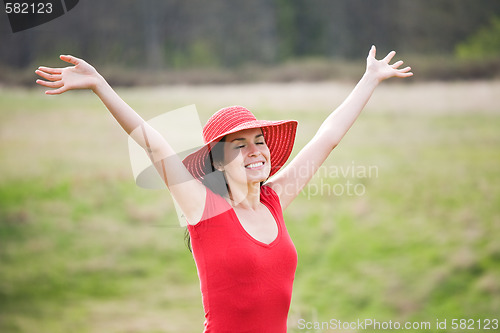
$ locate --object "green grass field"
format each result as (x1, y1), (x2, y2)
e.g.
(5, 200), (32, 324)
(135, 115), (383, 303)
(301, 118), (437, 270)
(1, 81), (499, 332)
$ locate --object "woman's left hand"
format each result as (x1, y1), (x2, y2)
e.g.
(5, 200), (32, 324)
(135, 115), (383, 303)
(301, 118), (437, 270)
(365, 45), (413, 82)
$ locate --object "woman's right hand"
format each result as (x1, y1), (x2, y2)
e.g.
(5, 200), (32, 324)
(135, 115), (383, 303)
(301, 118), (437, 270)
(36, 55), (102, 95)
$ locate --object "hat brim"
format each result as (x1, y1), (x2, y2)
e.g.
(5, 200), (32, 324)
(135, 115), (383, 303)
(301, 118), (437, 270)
(182, 119), (298, 180)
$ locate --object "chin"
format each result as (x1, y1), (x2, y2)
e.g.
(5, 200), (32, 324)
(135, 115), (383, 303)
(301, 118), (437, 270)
(246, 169), (270, 184)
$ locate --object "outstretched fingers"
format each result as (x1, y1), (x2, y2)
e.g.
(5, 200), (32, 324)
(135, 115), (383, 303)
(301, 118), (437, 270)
(60, 54), (80, 66)
(35, 68), (66, 94)
(383, 50), (396, 63)
(387, 52), (414, 77)
(38, 81), (67, 95)
(35, 54), (94, 94)
(35, 69), (62, 81)
(366, 46), (413, 79)
(44, 87), (67, 95)
(36, 78), (63, 89)
(396, 66), (413, 77)
(391, 60), (404, 69)
(37, 66), (62, 75)
(368, 45), (377, 58)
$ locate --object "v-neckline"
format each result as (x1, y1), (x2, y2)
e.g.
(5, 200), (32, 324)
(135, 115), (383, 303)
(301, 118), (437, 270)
(226, 196), (281, 248)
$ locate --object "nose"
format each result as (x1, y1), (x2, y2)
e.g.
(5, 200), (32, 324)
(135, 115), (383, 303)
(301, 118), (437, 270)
(247, 142), (261, 157)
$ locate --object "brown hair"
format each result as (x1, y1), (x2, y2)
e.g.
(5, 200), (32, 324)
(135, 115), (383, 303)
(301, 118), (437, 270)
(184, 138), (228, 252)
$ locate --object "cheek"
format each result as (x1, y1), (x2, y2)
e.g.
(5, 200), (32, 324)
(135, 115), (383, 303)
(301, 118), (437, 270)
(222, 144), (240, 165)
(262, 145), (271, 160)
(224, 149), (243, 167)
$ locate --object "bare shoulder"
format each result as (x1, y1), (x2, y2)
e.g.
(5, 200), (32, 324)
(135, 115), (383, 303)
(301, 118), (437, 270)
(264, 180), (292, 210)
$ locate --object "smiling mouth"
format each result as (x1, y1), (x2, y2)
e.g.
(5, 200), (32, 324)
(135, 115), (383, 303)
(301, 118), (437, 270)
(245, 162), (265, 169)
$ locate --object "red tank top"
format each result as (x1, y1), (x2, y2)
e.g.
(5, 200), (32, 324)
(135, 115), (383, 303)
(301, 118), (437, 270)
(187, 185), (298, 333)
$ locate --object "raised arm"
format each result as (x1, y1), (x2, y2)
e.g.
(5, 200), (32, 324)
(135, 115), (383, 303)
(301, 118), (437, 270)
(267, 45), (413, 209)
(36, 55), (206, 223)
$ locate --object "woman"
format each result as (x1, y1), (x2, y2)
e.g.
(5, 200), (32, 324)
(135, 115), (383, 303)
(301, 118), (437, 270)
(36, 45), (412, 332)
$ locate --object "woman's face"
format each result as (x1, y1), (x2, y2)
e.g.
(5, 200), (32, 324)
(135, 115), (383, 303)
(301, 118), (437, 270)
(221, 128), (271, 186)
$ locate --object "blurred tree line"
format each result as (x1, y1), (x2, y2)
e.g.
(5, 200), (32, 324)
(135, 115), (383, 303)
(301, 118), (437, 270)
(1, 0), (500, 83)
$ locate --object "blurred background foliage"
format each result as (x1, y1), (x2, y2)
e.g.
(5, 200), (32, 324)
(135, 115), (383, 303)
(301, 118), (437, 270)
(456, 15), (500, 60)
(1, 0), (500, 85)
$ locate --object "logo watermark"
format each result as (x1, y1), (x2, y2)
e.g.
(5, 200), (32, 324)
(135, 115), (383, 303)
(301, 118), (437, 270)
(302, 161), (378, 200)
(3, 0), (79, 33)
(270, 160), (379, 201)
(296, 317), (499, 331)
(127, 105), (379, 226)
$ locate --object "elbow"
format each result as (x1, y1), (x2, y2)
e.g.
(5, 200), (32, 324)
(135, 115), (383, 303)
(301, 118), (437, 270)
(316, 125), (343, 151)
(326, 132), (344, 151)
(320, 133), (341, 151)
(310, 132), (339, 155)
(146, 145), (171, 164)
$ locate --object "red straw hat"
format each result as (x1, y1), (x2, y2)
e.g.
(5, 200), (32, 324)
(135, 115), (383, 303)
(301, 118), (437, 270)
(182, 106), (298, 180)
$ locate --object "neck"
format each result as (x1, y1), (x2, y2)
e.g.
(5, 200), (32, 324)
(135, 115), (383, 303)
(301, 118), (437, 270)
(228, 181), (262, 210)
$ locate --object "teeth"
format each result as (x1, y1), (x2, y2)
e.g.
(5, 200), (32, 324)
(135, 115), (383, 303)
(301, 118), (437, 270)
(246, 162), (264, 169)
